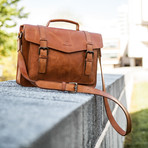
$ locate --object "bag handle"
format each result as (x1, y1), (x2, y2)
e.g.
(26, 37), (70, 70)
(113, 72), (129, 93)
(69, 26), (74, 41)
(46, 19), (80, 31)
(17, 48), (132, 136)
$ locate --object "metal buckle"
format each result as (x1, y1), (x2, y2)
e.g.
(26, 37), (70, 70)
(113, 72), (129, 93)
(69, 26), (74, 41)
(38, 47), (49, 55)
(85, 51), (94, 58)
(69, 82), (78, 93)
(18, 32), (23, 39)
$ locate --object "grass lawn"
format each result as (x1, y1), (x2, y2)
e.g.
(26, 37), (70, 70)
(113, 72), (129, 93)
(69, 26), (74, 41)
(124, 82), (148, 148)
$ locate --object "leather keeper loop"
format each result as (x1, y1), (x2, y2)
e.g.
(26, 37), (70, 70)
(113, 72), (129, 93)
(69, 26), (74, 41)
(62, 82), (66, 91)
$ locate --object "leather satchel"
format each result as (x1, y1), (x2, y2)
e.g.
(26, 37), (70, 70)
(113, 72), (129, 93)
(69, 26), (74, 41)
(16, 19), (131, 136)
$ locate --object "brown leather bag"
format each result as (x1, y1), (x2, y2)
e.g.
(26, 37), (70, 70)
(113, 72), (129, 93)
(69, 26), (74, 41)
(16, 19), (131, 136)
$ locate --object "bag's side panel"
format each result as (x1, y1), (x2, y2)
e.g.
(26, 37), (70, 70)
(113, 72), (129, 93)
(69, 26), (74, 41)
(16, 62), (21, 84)
(16, 29), (34, 87)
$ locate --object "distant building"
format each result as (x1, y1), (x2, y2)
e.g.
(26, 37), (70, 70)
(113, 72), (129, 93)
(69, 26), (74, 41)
(121, 0), (148, 67)
(102, 5), (128, 68)
(102, 0), (148, 68)
(102, 38), (120, 68)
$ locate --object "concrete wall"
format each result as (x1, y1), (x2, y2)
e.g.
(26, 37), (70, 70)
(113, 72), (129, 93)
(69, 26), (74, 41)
(0, 73), (132, 148)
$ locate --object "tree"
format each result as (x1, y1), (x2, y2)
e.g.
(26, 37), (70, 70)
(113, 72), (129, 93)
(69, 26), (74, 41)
(0, 0), (29, 56)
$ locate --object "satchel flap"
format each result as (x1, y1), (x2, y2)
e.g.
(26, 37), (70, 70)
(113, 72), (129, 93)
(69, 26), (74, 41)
(23, 24), (103, 53)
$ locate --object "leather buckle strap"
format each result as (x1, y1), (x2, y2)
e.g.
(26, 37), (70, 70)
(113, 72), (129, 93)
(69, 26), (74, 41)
(38, 45), (48, 74)
(86, 43), (93, 50)
(38, 47), (48, 74)
(84, 32), (94, 76)
(84, 49), (94, 75)
(38, 26), (48, 74)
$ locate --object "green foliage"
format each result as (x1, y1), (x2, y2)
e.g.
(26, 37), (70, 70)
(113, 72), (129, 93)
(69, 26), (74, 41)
(0, 0), (28, 81)
(130, 82), (148, 113)
(0, 0), (29, 56)
(0, 31), (17, 56)
(124, 82), (148, 148)
(0, 0), (28, 28)
(0, 51), (17, 81)
(124, 109), (148, 148)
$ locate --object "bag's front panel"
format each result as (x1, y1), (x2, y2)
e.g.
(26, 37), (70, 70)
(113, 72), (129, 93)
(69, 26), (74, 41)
(28, 43), (39, 80)
(43, 49), (84, 82)
(27, 42), (98, 86)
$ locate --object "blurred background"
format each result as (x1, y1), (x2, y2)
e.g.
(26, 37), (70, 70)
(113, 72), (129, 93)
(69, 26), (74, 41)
(0, 0), (148, 147)
(1, 0), (148, 80)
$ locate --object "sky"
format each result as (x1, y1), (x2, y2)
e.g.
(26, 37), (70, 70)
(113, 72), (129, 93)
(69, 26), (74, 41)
(15, 0), (128, 36)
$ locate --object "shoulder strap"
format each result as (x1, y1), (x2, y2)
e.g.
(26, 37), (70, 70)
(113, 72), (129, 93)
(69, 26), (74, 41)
(17, 28), (131, 135)
(98, 50), (131, 135)
(17, 50), (131, 136)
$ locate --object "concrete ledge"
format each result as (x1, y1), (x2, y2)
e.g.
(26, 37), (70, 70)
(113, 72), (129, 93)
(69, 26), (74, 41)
(0, 74), (132, 148)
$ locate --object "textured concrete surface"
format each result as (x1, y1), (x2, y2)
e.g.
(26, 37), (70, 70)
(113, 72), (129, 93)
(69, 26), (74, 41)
(0, 74), (130, 148)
